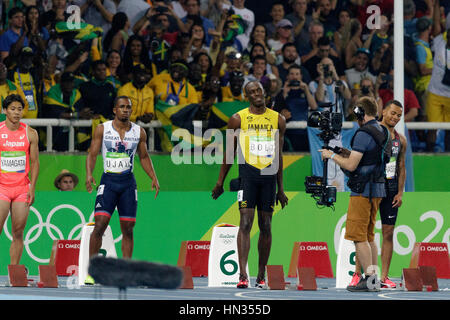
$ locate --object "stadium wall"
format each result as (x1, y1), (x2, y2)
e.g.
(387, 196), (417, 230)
(1, 154), (449, 276)
(37, 154), (450, 192)
(1, 190), (448, 278)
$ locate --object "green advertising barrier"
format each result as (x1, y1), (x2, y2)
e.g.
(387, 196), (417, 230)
(35, 154), (450, 192)
(1, 191), (449, 277)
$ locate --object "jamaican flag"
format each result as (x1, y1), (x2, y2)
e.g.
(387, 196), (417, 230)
(155, 100), (249, 152)
(55, 21), (103, 41)
(223, 14), (247, 45)
(43, 84), (90, 148)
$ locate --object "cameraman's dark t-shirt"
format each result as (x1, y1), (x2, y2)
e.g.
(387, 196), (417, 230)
(350, 121), (386, 198)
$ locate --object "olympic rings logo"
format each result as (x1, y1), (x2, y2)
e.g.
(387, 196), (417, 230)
(2, 204), (122, 264)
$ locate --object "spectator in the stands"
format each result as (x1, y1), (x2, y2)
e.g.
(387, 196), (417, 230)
(247, 43), (278, 78)
(43, 72), (87, 151)
(9, 47), (40, 119)
(340, 18), (364, 69)
(184, 23), (210, 62)
(25, 6), (50, 54)
(316, 0), (340, 39)
(182, 0), (215, 46)
(150, 59), (199, 105)
(245, 24), (277, 67)
(122, 35), (153, 81)
(0, 62), (25, 103)
(73, 0), (117, 36)
(0, 7), (29, 61)
(286, 0), (312, 48)
(264, 2), (285, 39)
(309, 57), (351, 115)
(224, 0), (255, 49)
(268, 19), (295, 65)
(117, 64), (154, 123)
(379, 70), (420, 123)
(79, 60), (116, 120)
(333, 8), (351, 58)
(274, 64), (317, 151)
(117, 0), (150, 30)
(54, 169), (79, 191)
(414, 17), (433, 111)
(102, 12), (130, 57)
(222, 70), (245, 102)
(276, 42), (309, 86)
(297, 20), (324, 64)
(303, 36), (345, 82)
(344, 48), (377, 93)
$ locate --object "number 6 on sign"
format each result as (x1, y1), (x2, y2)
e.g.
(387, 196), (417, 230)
(208, 224), (249, 287)
(220, 250), (238, 275)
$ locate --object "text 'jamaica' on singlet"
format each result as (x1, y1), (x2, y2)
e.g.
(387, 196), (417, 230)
(102, 121), (140, 174)
(237, 107), (279, 179)
(0, 121), (30, 186)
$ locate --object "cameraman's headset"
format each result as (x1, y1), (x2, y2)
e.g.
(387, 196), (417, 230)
(353, 105), (365, 121)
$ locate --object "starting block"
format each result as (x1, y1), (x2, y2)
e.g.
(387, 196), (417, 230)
(297, 267), (317, 291)
(177, 241), (210, 277)
(409, 242), (450, 278)
(178, 266), (194, 289)
(419, 266), (439, 291)
(266, 265), (289, 290)
(402, 268), (423, 291)
(7, 265), (28, 287)
(288, 241), (333, 278)
(38, 265), (58, 288)
(49, 240), (80, 276)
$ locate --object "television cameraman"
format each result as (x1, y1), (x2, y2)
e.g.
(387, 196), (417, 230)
(319, 96), (390, 292)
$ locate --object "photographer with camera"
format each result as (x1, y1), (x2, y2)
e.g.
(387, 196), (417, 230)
(133, 3), (187, 46)
(319, 96), (390, 292)
(349, 76), (383, 120)
(274, 64), (317, 151)
(310, 57), (351, 112)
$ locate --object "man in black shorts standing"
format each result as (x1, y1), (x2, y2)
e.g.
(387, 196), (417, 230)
(84, 96), (160, 284)
(212, 81), (289, 289)
(378, 100), (407, 288)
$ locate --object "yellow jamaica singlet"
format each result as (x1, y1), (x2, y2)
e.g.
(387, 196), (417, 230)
(237, 107), (279, 175)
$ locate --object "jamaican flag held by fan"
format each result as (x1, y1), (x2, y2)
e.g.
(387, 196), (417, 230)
(222, 13), (247, 46)
(155, 100), (249, 152)
(55, 21), (103, 41)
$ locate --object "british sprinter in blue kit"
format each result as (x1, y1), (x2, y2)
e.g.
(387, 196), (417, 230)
(85, 96), (160, 267)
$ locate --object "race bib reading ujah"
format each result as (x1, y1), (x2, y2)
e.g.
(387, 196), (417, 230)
(105, 152), (131, 173)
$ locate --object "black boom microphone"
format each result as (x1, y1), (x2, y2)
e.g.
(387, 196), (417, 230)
(88, 256), (183, 290)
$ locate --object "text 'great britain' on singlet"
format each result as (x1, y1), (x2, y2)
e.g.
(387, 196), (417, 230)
(101, 121), (140, 174)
